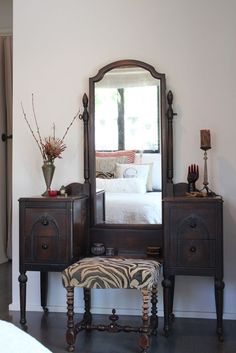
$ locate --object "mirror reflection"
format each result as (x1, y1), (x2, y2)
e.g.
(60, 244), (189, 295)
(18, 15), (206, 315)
(94, 66), (162, 225)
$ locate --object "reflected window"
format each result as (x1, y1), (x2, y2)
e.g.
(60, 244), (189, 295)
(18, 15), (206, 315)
(95, 68), (160, 153)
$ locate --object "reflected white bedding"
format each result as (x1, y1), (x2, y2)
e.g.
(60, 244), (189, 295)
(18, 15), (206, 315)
(104, 191), (162, 224)
(0, 320), (52, 353)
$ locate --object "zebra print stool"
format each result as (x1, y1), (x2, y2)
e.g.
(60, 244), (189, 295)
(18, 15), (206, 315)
(62, 257), (160, 353)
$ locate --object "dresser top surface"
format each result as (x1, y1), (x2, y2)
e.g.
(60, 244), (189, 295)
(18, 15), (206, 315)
(163, 195), (223, 203)
(19, 195), (88, 202)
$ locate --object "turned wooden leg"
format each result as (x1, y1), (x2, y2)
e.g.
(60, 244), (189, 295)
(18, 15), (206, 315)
(83, 288), (92, 325)
(169, 275), (175, 321)
(40, 271), (48, 313)
(162, 276), (172, 336)
(150, 284), (158, 335)
(139, 289), (150, 353)
(215, 277), (225, 341)
(66, 286), (76, 352)
(18, 272), (27, 325)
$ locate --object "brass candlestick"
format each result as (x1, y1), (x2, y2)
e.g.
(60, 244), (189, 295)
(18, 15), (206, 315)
(202, 149), (210, 193)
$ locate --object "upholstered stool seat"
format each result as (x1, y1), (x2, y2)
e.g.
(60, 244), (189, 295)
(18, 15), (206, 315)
(62, 257), (160, 353)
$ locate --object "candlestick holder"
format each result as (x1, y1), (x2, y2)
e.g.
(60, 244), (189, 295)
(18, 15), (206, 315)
(202, 149), (210, 193)
(200, 129), (216, 196)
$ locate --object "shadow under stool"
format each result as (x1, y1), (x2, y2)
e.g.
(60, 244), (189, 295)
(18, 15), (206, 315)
(61, 256), (160, 353)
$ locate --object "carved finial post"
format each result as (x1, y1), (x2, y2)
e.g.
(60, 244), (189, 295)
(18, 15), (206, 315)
(166, 90), (177, 187)
(79, 93), (89, 184)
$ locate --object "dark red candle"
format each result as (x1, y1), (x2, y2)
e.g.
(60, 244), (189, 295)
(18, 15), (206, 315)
(200, 130), (211, 150)
(48, 190), (57, 197)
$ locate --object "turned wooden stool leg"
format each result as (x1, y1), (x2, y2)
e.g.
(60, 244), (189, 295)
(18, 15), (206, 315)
(139, 289), (150, 353)
(150, 284), (158, 335)
(83, 288), (92, 325)
(66, 286), (76, 352)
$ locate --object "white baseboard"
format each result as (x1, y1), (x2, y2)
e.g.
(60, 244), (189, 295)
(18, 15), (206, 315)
(9, 303), (236, 320)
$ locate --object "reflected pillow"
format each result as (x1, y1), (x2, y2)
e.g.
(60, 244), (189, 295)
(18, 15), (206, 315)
(96, 150), (136, 163)
(96, 156), (129, 175)
(115, 163), (150, 190)
(134, 153), (161, 190)
(96, 171), (114, 179)
(140, 163), (153, 191)
(96, 177), (146, 194)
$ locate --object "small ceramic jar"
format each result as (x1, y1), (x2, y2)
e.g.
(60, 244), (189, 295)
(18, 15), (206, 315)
(91, 243), (105, 256)
(105, 247), (115, 256)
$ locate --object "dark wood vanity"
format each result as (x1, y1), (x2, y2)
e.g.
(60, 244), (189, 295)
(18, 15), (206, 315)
(18, 59), (224, 340)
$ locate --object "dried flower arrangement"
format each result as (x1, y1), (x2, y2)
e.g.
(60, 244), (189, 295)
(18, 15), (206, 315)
(21, 94), (80, 163)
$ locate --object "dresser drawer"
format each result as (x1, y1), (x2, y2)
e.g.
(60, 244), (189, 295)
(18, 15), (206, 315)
(168, 206), (217, 240)
(176, 239), (215, 268)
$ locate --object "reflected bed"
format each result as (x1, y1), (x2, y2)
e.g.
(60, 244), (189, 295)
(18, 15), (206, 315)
(104, 191), (162, 224)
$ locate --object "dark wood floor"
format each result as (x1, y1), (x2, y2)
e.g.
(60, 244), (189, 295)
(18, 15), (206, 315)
(1, 262), (236, 353)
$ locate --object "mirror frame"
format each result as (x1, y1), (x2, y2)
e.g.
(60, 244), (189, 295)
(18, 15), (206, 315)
(87, 59), (174, 256)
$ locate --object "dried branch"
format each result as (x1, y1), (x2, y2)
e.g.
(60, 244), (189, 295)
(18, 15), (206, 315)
(61, 109), (80, 142)
(21, 102), (46, 159)
(21, 95), (80, 163)
(53, 122), (55, 139)
(31, 93), (45, 151)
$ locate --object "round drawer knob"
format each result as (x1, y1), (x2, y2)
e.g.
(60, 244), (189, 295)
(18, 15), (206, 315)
(42, 243), (49, 250)
(190, 246), (196, 253)
(190, 221), (197, 228)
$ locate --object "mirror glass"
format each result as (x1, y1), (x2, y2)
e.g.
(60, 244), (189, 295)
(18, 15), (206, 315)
(92, 62), (165, 225)
(95, 67), (160, 152)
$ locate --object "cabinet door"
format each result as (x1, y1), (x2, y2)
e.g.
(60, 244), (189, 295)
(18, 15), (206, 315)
(23, 207), (70, 264)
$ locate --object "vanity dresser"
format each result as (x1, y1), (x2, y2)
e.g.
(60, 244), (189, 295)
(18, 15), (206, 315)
(18, 59), (224, 344)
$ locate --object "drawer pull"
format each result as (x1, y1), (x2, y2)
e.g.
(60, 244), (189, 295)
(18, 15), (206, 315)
(190, 221), (197, 228)
(42, 243), (49, 250)
(190, 246), (197, 253)
(41, 217), (49, 226)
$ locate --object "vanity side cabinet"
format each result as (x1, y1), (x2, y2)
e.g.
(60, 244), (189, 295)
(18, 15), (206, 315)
(162, 196), (224, 339)
(18, 195), (88, 324)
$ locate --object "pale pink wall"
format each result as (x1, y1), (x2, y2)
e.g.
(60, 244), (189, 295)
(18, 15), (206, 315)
(11, 0), (236, 319)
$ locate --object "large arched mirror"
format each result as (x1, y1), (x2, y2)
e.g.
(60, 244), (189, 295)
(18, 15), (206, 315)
(88, 60), (174, 256)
